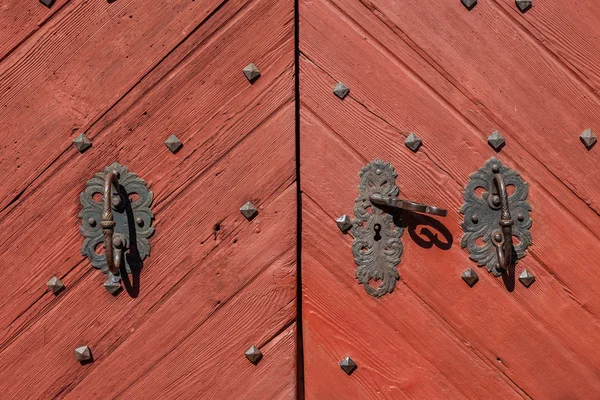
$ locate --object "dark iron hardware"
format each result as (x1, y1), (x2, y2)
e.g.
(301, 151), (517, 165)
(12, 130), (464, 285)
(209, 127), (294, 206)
(79, 163), (154, 294)
(101, 170), (122, 276)
(340, 357), (357, 375)
(348, 160), (447, 298)
(460, 158), (532, 277)
(74, 345), (93, 364)
(489, 172), (514, 273)
(244, 345), (263, 365)
(369, 194), (447, 217)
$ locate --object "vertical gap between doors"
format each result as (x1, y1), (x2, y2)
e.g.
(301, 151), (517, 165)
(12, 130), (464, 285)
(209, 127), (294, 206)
(294, 0), (305, 396)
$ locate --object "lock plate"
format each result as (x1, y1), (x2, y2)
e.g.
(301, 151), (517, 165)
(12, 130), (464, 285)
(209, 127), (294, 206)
(460, 158), (532, 276)
(352, 159), (404, 298)
(79, 163), (154, 273)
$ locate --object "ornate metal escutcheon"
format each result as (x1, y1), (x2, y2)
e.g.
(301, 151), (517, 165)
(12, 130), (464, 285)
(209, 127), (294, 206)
(460, 158), (532, 276)
(350, 160), (447, 298)
(79, 163), (154, 293)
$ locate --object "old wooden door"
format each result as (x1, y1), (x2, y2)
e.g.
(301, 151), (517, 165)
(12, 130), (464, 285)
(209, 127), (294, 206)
(0, 0), (296, 398)
(2, 0), (600, 398)
(300, 0), (600, 399)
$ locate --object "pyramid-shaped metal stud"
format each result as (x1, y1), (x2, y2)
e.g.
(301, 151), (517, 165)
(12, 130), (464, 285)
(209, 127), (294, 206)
(72, 133), (92, 153)
(240, 201), (258, 220)
(103, 272), (122, 295)
(40, 0), (55, 7)
(333, 82), (350, 100)
(461, 0), (477, 11)
(244, 345), (263, 365)
(487, 131), (506, 151)
(515, 0), (532, 12)
(46, 276), (65, 295)
(74, 345), (93, 363)
(518, 269), (536, 287)
(336, 214), (352, 234)
(580, 129), (597, 150)
(405, 133), (423, 152)
(340, 356), (357, 375)
(242, 63), (261, 84)
(461, 268), (479, 287)
(165, 134), (183, 154)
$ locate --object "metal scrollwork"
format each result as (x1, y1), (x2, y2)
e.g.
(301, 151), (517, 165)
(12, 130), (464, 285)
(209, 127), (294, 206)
(352, 160), (404, 298)
(79, 162), (154, 274)
(460, 158), (532, 276)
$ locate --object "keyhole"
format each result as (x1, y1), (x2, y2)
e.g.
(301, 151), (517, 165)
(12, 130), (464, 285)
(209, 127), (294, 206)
(374, 223), (382, 241)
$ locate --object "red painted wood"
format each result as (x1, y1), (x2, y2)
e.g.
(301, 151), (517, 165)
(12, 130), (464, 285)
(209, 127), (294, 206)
(1, 0), (599, 397)
(0, 0), (295, 397)
(300, 0), (600, 398)
(0, 0), (69, 61)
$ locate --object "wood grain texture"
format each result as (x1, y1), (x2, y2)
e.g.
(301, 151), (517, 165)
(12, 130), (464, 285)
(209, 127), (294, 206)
(68, 186), (297, 399)
(302, 204), (524, 399)
(495, 0), (600, 93)
(300, 0), (600, 392)
(0, 0), (295, 396)
(346, 0), (600, 214)
(301, 2), (600, 237)
(0, 0), (293, 337)
(0, 103), (295, 398)
(0, 0), (235, 210)
(300, 0), (600, 328)
(302, 209), (525, 399)
(0, 0), (69, 61)
(299, 104), (600, 398)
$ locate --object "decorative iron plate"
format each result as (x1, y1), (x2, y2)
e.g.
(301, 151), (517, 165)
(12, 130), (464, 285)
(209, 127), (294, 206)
(79, 163), (154, 273)
(352, 159), (404, 297)
(460, 158), (532, 276)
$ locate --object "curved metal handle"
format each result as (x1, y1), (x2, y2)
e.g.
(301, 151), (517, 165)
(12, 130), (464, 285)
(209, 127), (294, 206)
(100, 170), (124, 275)
(490, 173), (514, 273)
(369, 194), (448, 217)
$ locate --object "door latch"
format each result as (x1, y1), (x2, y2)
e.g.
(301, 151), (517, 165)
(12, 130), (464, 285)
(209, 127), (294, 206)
(79, 163), (154, 294)
(460, 158), (532, 276)
(347, 159), (447, 298)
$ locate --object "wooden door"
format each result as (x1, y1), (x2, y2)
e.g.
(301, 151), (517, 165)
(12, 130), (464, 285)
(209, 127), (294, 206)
(2, 0), (600, 398)
(300, 0), (600, 399)
(0, 0), (296, 398)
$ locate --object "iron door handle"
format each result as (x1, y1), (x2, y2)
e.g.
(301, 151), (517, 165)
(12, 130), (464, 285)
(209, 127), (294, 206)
(79, 163), (154, 294)
(100, 169), (124, 276)
(489, 173), (514, 273)
(369, 194), (448, 217)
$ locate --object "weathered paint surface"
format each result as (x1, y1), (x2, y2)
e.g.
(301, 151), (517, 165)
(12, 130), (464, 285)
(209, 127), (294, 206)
(0, 0), (296, 398)
(300, 0), (600, 398)
(1, 0), (600, 398)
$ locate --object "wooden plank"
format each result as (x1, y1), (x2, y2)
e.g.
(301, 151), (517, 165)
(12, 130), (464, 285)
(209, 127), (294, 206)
(299, 86), (600, 397)
(302, 205), (524, 399)
(300, 0), (600, 220)
(299, 1), (600, 321)
(0, 105), (295, 397)
(495, 0), (600, 92)
(0, 0), (240, 210)
(67, 186), (297, 398)
(0, 0), (293, 338)
(0, 0), (69, 61)
(119, 261), (296, 399)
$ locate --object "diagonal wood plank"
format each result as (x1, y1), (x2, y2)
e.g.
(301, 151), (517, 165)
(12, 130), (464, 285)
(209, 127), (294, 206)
(0, 0), (293, 339)
(493, 0), (600, 94)
(0, 0), (70, 62)
(300, 104), (600, 398)
(302, 202), (524, 399)
(0, 105), (295, 397)
(299, 1), (600, 324)
(343, 0), (600, 213)
(0, 0), (246, 211)
(67, 186), (297, 399)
